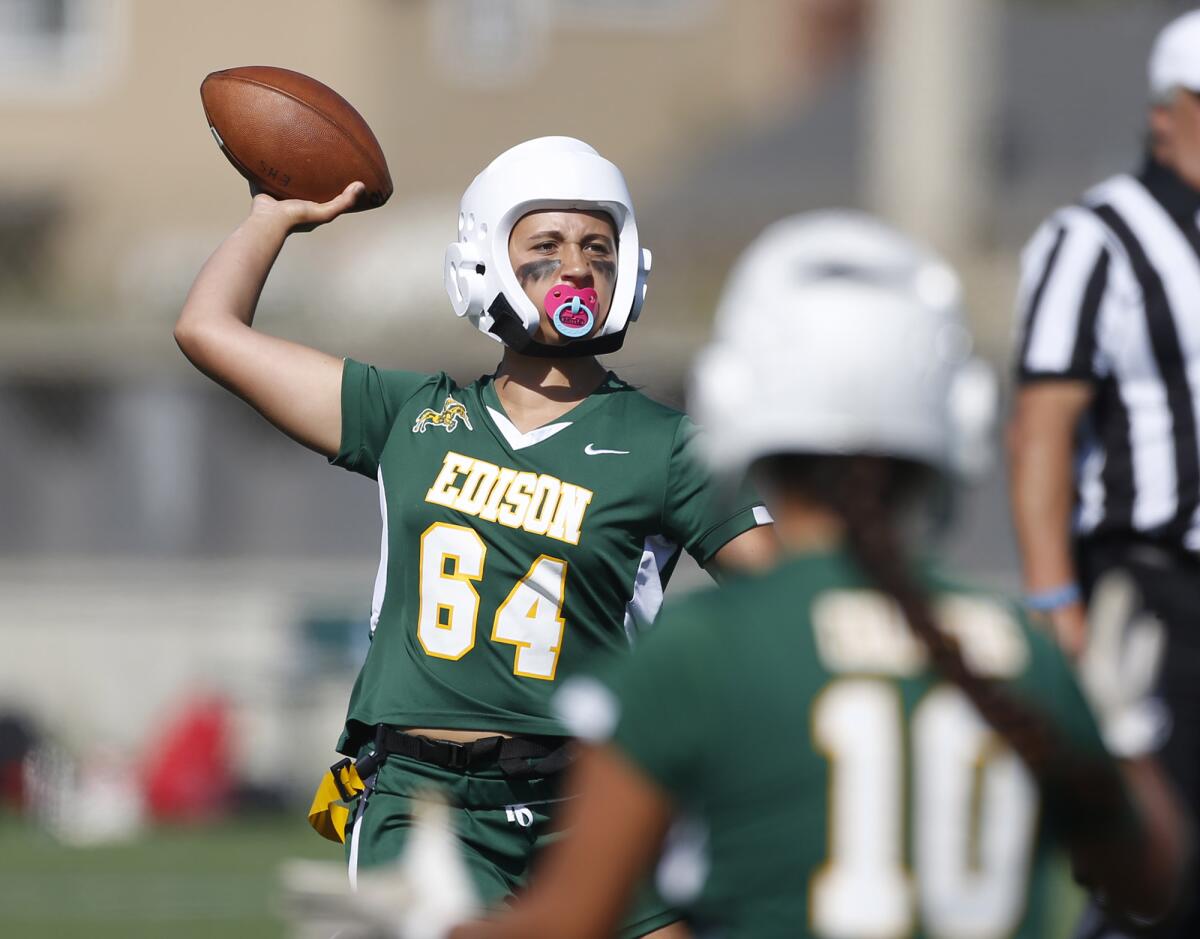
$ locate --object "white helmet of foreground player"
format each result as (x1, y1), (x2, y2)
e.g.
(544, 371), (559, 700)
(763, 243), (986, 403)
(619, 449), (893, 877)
(443, 136), (652, 357)
(690, 211), (996, 478)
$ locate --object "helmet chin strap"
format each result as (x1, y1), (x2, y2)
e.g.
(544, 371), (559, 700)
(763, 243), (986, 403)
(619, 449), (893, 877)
(486, 294), (628, 358)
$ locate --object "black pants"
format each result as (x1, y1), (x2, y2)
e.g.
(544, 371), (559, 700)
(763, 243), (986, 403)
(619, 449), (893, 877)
(1073, 536), (1200, 939)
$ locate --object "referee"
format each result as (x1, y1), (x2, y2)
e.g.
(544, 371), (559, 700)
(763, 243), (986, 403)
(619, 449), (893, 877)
(1008, 10), (1200, 938)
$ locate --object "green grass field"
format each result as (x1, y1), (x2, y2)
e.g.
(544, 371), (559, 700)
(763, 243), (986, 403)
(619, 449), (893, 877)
(0, 811), (1086, 938)
(0, 813), (335, 938)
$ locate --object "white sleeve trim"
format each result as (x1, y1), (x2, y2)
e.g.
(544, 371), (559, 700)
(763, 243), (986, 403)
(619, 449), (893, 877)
(622, 533), (680, 644)
(368, 468), (389, 637)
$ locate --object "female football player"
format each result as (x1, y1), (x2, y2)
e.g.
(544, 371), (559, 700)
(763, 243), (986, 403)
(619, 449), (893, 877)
(174, 136), (775, 937)
(450, 213), (1191, 939)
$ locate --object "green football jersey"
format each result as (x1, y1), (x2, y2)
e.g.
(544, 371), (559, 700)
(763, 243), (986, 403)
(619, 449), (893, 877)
(330, 359), (767, 747)
(558, 549), (1139, 939)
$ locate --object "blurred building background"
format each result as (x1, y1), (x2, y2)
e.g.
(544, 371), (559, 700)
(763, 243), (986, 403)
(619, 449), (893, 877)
(0, 0), (1193, 928)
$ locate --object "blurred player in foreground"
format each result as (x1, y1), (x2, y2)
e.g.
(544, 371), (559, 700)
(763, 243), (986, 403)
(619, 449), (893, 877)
(174, 135), (774, 938)
(451, 213), (1192, 938)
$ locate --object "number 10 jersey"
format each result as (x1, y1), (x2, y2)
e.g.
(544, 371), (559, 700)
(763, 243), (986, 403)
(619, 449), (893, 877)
(572, 550), (1139, 938)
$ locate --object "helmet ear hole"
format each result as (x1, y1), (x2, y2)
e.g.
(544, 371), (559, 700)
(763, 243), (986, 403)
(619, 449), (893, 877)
(448, 263), (465, 305)
(444, 242), (486, 319)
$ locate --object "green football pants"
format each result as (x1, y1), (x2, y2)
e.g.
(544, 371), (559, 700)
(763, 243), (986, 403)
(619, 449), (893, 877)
(345, 750), (679, 938)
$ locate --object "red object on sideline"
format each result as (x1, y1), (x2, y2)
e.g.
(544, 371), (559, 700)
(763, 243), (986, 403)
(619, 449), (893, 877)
(142, 695), (232, 821)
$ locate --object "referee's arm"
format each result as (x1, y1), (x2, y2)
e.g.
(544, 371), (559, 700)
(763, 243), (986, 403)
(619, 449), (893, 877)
(1007, 211), (1108, 656)
(1008, 382), (1093, 654)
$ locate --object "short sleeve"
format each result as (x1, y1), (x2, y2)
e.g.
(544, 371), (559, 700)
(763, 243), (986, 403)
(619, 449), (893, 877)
(1013, 208), (1113, 384)
(662, 417), (770, 566)
(332, 358), (442, 478)
(555, 602), (712, 796)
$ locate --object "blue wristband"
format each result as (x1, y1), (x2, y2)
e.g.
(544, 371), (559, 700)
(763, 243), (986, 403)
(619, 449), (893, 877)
(1024, 582), (1082, 612)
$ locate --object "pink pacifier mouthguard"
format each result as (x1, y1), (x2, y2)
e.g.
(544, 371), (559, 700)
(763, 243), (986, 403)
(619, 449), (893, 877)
(544, 284), (598, 339)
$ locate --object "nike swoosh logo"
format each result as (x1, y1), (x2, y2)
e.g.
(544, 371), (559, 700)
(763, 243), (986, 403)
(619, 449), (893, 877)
(584, 444), (630, 456)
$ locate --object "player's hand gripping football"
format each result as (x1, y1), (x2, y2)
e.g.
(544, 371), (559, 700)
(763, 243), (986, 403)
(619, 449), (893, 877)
(1077, 571), (1171, 759)
(249, 179), (366, 234)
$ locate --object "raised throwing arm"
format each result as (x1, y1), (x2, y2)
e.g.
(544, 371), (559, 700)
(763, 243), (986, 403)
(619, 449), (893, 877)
(174, 183), (363, 457)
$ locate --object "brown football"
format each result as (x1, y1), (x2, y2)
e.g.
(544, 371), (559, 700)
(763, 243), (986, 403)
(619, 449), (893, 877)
(200, 66), (392, 209)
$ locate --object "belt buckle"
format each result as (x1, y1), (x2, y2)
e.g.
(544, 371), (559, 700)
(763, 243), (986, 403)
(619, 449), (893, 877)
(443, 739), (471, 771)
(329, 757), (355, 801)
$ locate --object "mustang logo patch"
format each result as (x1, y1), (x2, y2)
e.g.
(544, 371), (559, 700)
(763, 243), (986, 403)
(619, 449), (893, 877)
(413, 396), (473, 434)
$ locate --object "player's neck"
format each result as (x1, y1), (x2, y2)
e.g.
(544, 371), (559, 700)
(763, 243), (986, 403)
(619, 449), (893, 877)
(493, 350), (607, 433)
(770, 500), (845, 554)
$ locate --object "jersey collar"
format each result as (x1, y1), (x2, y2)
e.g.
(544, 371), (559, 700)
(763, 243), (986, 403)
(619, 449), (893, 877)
(478, 371), (624, 453)
(1139, 154), (1200, 220)
(485, 406), (572, 451)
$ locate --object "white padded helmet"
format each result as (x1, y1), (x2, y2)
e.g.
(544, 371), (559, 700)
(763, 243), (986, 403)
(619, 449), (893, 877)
(443, 136), (652, 356)
(690, 211), (996, 478)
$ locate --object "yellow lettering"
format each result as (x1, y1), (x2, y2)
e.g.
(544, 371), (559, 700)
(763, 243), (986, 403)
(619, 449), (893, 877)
(498, 472), (538, 529)
(524, 476), (561, 536)
(547, 483), (592, 544)
(811, 591), (1029, 679)
(427, 457), (593, 545)
(453, 459), (500, 515)
(425, 452), (473, 507)
(479, 467), (518, 522)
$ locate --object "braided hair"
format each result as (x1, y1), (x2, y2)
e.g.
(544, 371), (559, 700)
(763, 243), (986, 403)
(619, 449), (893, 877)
(757, 453), (1123, 836)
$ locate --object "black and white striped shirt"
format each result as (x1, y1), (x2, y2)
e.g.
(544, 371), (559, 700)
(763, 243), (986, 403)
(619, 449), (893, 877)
(1016, 159), (1200, 550)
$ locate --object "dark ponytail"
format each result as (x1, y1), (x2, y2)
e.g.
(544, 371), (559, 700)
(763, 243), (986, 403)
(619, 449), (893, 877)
(829, 456), (1055, 773)
(758, 454), (1122, 829)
